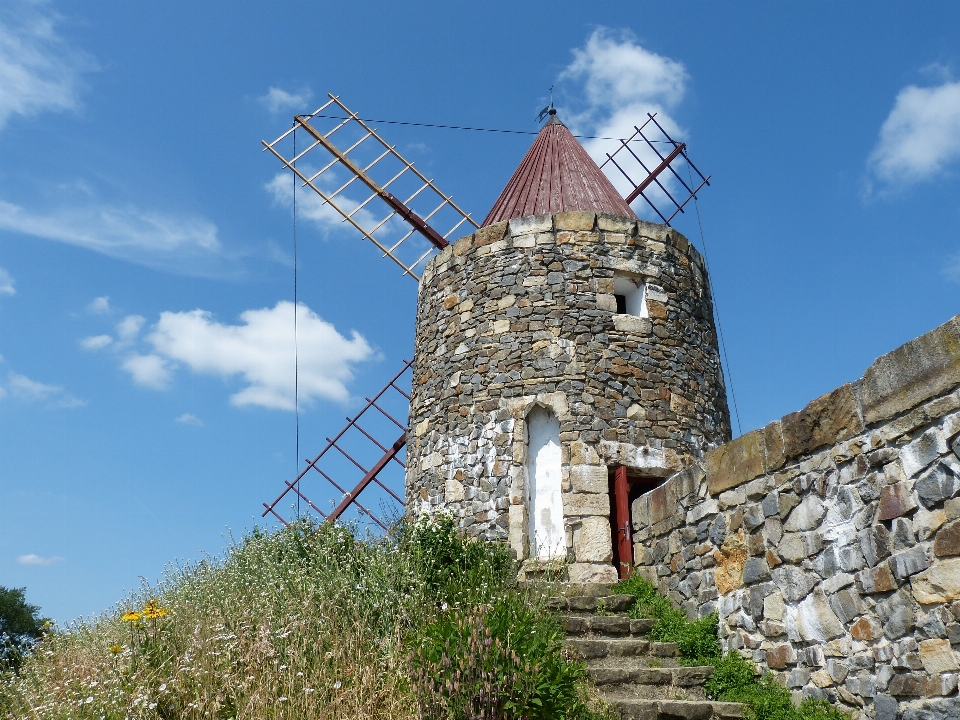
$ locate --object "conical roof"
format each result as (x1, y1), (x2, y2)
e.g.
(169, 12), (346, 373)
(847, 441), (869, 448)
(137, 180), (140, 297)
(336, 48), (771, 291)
(482, 115), (637, 226)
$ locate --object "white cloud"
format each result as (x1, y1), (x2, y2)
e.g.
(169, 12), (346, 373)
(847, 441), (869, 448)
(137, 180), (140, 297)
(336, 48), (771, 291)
(122, 354), (172, 390)
(145, 301), (372, 410)
(558, 28), (690, 214)
(869, 79), (960, 186)
(259, 87), (312, 114)
(0, 199), (227, 276)
(80, 334), (112, 350)
(87, 296), (111, 314)
(0, 2), (96, 130)
(5, 371), (85, 408)
(944, 253), (960, 282)
(176, 412), (203, 426)
(265, 171), (380, 235)
(17, 553), (63, 566)
(116, 314), (145, 340)
(0, 266), (15, 295)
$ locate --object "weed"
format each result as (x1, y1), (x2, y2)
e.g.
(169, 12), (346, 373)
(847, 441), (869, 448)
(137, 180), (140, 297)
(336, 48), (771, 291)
(595, 599), (607, 616)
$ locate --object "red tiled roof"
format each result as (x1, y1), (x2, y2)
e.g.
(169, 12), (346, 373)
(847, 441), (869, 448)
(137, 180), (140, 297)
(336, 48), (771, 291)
(482, 115), (637, 226)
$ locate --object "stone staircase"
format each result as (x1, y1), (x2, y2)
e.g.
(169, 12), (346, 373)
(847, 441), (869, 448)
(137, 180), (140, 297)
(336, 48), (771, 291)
(551, 584), (745, 720)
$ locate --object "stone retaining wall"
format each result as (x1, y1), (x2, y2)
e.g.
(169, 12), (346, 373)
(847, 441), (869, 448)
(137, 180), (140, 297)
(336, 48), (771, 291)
(631, 315), (960, 718)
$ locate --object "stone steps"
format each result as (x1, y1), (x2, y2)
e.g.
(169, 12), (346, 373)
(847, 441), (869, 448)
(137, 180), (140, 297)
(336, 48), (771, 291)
(603, 697), (745, 720)
(557, 583), (744, 720)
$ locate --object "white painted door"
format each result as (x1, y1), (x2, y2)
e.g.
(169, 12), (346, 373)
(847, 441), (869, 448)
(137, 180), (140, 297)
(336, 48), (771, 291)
(526, 406), (564, 560)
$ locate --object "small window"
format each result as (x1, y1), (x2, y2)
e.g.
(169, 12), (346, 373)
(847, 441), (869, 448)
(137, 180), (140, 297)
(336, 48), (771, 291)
(613, 275), (648, 318)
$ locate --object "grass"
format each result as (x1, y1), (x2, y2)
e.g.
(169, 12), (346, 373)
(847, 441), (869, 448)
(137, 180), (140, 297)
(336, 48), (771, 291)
(612, 576), (849, 720)
(0, 514), (609, 720)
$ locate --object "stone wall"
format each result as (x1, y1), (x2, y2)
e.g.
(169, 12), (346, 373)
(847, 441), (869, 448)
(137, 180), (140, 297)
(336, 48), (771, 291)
(406, 212), (730, 581)
(631, 315), (960, 719)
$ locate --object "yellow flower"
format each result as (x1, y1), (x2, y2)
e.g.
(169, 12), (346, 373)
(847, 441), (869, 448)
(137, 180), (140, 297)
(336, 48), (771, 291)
(121, 611), (141, 622)
(142, 600), (169, 619)
(108, 645), (122, 654)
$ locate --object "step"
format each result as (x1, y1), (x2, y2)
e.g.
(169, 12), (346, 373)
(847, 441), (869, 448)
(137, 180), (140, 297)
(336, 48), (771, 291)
(603, 697), (745, 720)
(587, 659), (714, 688)
(549, 594), (635, 613)
(565, 636), (651, 659)
(566, 636), (681, 660)
(561, 615), (657, 636)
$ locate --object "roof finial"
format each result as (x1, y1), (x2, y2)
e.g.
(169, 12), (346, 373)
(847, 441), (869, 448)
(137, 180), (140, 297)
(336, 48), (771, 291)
(537, 86), (557, 123)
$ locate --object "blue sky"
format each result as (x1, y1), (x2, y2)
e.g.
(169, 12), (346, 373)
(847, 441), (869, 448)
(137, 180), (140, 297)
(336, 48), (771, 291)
(1, 1), (959, 623)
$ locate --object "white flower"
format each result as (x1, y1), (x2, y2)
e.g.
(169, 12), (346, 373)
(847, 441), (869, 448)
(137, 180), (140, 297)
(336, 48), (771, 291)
(158, 684), (167, 692)
(333, 680), (342, 690)
(85, 696), (94, 704)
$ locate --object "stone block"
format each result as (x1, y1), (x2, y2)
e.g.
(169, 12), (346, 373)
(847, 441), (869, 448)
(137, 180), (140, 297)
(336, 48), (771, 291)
(829, 587), (864, 624)
(568, 562), (618, 584)
(913, 558), (960, 604)
(650, 480), (680, 525)
(861, 315), (960, 425)
(856, 562), (898, 594)
(783, 494), (826, 532)
(878, 482), (918, 521)
(764, 591), (786, 621)
(508, 213), (552, 236)
(475, 220), (508, 246)
(564, 493), (610, 517)
(917, 462), (960, 509)
(860, 524), (893, 566)
(851, 616), (881, 641)
(781, 383), (864, 459)
(570, 465), (608, 494)
(766, 643), (796, 669)
(773, 565), (817, 603)
(877, 590), (918, 640)
(778, 531), (822, 562)
(763, 421), (786, 473)
(555, 210), (596, 231)
(888, 673), (925, 697)
(574, 516), (613, 563)
(743, 557), (771, 584)
(611, 314), (653, 335)
(789, 588), (845, 642)
(873, 694), (898, 720)
(705, 429), (765, 495)
(936, 520), (960, 557)
(901, 428), (949, 479)
(919, 638), (960, 673)
(889, 546), (932, 580)
(597, 213), (636, 234)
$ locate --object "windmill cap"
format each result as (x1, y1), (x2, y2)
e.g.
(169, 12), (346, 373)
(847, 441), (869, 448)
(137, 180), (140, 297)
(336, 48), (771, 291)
(482, 115), (637, 226)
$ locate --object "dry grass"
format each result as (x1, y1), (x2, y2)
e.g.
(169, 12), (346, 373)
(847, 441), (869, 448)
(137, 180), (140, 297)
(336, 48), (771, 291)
(0, 521), (427, 719)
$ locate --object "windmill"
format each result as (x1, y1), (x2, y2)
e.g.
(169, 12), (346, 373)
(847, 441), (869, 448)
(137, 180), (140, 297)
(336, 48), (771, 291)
(260, 94), (711, 533)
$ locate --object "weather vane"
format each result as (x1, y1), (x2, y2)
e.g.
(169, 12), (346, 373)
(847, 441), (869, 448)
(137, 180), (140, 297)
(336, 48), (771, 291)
(537, 86), (556, 123)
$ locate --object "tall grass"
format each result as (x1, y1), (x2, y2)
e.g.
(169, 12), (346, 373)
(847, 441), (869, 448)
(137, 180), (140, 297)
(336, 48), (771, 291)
(0, 515), (605, 720)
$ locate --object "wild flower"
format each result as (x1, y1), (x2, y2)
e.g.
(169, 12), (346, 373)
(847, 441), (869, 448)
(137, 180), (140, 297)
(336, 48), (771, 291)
(121, 611), (141, 622)
(108, 644), (122, 654)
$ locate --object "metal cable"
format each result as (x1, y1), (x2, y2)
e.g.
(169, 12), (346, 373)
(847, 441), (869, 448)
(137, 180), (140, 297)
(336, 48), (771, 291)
(298, 113), (673, 142)
(293, 126), (301, 517)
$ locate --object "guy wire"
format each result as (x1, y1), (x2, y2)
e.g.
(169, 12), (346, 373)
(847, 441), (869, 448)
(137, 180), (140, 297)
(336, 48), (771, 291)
(686, 165), (743, 437)
(293, 126), (300, 517)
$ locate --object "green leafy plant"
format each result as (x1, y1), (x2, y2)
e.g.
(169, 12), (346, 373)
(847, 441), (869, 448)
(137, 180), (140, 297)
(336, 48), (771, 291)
(611, 575), (720, 665)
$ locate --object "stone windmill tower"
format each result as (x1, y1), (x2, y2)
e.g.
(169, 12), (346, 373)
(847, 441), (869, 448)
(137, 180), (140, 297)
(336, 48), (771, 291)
(260, 97), (729, 583)
(405, 112), (731, 583)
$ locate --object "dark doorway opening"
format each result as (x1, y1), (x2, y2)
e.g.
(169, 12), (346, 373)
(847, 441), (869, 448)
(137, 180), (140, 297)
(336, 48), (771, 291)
(608, 466), (667, 579)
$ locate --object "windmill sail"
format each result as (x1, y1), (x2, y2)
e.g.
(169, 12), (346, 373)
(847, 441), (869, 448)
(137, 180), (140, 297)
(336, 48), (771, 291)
(598, 113), (711, 227)
(262, 94), (479, 280)
(262, 360), (412, 530)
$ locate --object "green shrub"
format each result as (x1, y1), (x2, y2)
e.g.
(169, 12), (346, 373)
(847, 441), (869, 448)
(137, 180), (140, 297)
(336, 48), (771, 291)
(411, 593), (594, 720)
(707, 651), (848, 720)
(612, 575), (720, 665)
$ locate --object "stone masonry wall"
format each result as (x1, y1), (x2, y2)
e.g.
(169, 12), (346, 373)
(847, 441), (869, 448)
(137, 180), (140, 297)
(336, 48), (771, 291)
(631, 315), (960, 719)
(406, 212), (730, 582)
